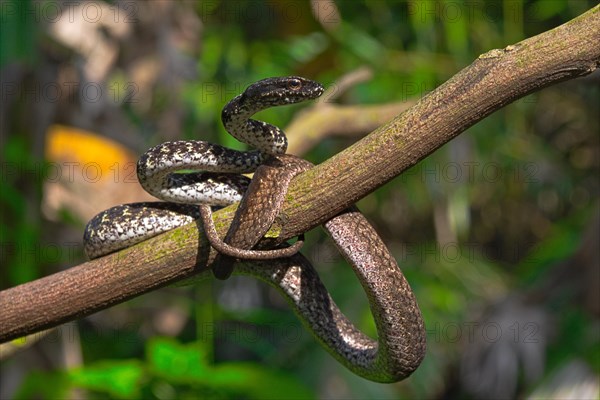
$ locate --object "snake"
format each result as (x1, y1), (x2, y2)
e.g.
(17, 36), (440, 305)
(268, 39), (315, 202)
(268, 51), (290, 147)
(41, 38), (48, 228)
(83, 76), (426, 382)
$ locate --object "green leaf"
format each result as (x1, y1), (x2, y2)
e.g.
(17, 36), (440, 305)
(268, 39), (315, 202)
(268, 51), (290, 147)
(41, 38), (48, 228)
(147, 337), (211, 382)
(68, 360), (144, 399)
(146, 337), (313, 399)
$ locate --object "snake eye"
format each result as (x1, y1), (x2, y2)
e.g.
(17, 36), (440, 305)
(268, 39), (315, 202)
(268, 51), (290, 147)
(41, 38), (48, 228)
(287, 79), (302, 91)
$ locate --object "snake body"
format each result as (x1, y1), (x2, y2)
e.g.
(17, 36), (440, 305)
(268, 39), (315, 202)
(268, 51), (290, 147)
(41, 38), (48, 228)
(84, 77), (323, 257)
(213, 209), (426, 382)
(206, 154), (316, 279)
(83, 76), (426, 382)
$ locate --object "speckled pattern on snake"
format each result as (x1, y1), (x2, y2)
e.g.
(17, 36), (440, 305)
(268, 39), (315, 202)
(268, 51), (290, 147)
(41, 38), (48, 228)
(83, 76), (426, 382)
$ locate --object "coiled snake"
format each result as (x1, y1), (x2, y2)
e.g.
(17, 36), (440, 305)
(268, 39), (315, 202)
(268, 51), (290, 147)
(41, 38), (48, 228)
(83, 76), (426, 382)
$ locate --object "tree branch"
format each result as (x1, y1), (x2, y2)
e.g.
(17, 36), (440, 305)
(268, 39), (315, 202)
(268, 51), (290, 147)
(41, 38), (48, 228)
(286, 100), (414, 155)
(1, 5), (598, 343)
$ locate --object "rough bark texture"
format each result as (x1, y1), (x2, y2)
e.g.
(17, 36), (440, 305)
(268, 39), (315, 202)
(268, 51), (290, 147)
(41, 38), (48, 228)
(1, 6), (598, 343)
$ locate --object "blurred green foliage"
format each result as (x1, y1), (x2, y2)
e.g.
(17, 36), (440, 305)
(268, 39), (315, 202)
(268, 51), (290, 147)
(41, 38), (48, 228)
(14, 337), (312, 399)
(1, 0), (598, 399)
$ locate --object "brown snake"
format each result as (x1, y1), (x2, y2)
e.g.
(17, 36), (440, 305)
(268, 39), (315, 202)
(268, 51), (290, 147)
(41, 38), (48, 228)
(84, 77), (426, 382)
(200, 154), (427, 382)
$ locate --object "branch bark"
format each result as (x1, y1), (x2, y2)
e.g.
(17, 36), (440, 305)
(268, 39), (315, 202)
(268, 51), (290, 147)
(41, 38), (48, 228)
(1, 6), (598, 343)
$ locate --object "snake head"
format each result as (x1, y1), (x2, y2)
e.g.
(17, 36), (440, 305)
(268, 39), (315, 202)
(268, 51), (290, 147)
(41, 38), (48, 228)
(243, 76), (324, 106)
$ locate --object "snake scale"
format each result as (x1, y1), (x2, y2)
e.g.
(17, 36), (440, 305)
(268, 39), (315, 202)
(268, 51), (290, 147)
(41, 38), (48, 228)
(83, 76), (426, 382)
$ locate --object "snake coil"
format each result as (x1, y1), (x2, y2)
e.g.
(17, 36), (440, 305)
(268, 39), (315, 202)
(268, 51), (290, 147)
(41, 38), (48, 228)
(83, 76), (426, 382)
(84, 77), (323, 258)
